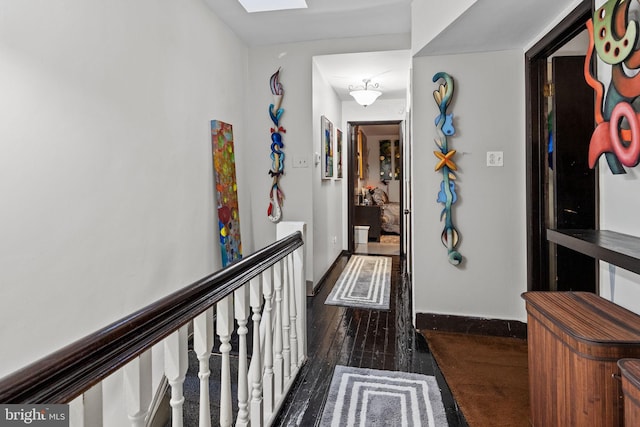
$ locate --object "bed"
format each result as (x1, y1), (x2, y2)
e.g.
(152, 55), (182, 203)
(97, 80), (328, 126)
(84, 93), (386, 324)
(380, 202), (401, 234)
(369, 188), (400, 235)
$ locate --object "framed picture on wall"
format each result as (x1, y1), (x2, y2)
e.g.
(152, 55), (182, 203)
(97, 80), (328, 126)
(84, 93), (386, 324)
(321, 115), (334, 179)
(356, 129), (367, 180)
(335, 128), (343, 179)
(393, 139), (401, 179)
(380, 139), (392, 180)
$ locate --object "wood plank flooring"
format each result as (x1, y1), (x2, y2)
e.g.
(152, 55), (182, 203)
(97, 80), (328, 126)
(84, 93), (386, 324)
(273, 253), (467, 426)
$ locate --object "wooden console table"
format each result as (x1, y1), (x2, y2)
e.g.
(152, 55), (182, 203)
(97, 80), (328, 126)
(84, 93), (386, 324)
(522, 291), (640, 426)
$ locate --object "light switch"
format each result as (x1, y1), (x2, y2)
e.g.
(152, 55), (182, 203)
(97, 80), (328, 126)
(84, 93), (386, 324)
(487, 151), (504, 167)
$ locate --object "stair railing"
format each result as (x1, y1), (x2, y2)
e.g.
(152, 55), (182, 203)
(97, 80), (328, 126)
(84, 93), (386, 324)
(0, 231), (306, 427)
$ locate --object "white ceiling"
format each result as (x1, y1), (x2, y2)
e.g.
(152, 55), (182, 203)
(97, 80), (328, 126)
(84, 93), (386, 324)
(204, 0), (581, 102)
(313, 50), (411, 103)
(204, 0), (412, 47)
(416, 0), (581, 57)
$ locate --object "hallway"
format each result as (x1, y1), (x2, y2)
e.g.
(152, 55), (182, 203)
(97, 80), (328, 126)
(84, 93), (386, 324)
(273, 253), (467, 426)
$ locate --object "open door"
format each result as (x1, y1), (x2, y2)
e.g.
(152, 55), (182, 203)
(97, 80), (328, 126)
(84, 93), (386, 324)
(549, 55), (597, 292)
(347, 121), (405, 256)
(525, 0), (593, 292)
(401, 117), (412, 272)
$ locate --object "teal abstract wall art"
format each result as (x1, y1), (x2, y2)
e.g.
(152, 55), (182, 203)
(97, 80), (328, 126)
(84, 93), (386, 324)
(433, 72), (462, 266)
(268, 68), (285, 222)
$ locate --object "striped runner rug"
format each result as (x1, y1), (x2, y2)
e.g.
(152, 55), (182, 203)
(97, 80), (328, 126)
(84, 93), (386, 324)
(319, 365), (448, 426)
(325, 255), (391, 310)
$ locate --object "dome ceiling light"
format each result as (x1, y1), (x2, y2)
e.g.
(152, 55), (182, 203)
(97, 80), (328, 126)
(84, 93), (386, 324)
(349, 79), (382, 107)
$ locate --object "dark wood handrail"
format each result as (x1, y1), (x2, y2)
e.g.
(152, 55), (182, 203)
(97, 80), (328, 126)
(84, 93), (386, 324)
(0, 231), (303, 403)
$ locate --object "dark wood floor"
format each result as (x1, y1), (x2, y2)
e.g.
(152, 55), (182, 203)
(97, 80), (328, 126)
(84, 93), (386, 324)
(273, 252), (468, 426)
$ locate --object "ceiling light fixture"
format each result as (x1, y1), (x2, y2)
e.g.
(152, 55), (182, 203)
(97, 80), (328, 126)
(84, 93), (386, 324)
(237, 0), (307, 13)
(349, 79), (382, 107)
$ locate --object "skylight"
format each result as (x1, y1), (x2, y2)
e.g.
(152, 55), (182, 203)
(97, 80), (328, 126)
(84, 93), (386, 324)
(237, 0), (308, 13)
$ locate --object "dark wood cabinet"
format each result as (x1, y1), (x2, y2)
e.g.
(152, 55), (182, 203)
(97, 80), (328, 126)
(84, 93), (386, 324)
(523, 291), (640, 426)
(354, 205), (381, 242)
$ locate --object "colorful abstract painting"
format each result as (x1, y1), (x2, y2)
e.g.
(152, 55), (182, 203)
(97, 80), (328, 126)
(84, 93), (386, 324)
(584, 0), (640, 174)
(321, 115), (334, 179)
(380, 139), (392, 180)
(336, 128), (343, 179)
(211, 120), (242, 267)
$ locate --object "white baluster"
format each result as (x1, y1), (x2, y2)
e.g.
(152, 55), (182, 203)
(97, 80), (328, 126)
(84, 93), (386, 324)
(273, 260), (284, 397)
(83, 382), (103, 427)
(164, 325), (189, 427)
(234, 285), (250, 427)
(248, 276), (264, 426)
(217, 295), (234, 427)
(275, 222), (307, 366)
(194, 307), (214, 427)
(281, 257), (291, 382)
(287, 254), (299, 372)
(69, 396), (83, 427)
(293, 244), (307, 363)
(124, 350), (152, 427)
(262, 269), (275, 416)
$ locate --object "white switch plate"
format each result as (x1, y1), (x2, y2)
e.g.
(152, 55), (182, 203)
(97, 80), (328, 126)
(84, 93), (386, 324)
(487, 151), (504, 167)
(292, 156), (309, 168)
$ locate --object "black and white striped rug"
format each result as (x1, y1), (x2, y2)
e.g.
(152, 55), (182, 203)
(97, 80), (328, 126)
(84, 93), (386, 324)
(325, 255), (391, 310)
(319, 365), (448, 426)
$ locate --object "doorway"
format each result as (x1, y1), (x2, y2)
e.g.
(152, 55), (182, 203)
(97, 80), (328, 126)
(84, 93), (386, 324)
(525, 0), (597, 292)
(347, 121), (404, 257)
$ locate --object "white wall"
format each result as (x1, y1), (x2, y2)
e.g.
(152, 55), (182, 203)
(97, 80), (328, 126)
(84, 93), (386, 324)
(246, 36), (409, 286)
(412, 50), (527, 321)
(311, 60), (343, 289)
(598, 140), (640, 314)
(411, 0), (477, 57)
(0, 0), (249, 379)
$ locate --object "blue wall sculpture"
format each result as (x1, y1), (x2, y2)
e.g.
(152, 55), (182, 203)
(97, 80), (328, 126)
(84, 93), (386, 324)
(268, 68), (285, 222)
(433, 72), (462, 266)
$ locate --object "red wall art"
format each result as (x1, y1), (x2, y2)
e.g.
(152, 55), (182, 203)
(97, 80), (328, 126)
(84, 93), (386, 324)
(585, 0), (640, 174)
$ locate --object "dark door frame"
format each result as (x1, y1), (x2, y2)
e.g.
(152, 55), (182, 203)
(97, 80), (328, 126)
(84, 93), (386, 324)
(347, 120), (404, 254)
(525, 0), (593, 291)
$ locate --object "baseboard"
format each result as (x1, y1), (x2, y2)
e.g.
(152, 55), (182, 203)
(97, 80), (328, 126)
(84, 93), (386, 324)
(309, 250), (349, 296)
(306, 280), (314, 296)
(416, 312), (527, 339)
